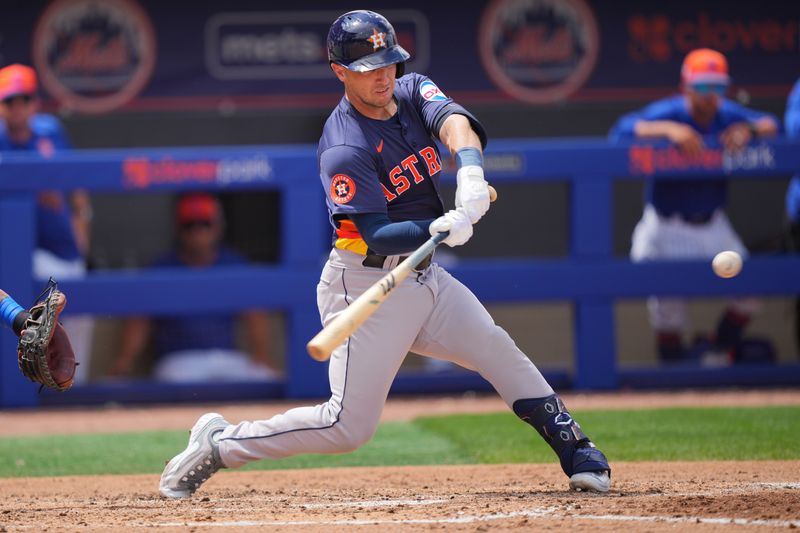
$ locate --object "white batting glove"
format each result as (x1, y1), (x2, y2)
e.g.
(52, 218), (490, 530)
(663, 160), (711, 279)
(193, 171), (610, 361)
(455, 165), (491, 224)
(429, 208), (473, 247)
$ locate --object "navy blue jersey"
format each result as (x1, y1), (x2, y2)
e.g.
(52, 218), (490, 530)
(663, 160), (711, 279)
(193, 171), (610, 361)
(317, 73), (486, 254)
(610, 95), (778, 218)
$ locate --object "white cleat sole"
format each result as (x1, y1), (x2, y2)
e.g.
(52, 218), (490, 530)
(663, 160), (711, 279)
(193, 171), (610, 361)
(569, 470), (611, 493)
(159, 412), (226, 499)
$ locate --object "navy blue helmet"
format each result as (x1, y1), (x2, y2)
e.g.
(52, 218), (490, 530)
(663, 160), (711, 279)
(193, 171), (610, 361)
(327, 10), (410, 76)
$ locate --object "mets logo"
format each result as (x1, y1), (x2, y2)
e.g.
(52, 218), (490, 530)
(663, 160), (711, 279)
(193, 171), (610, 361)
(479, 0), (599, 104)
(367, 29), (387, 51)
(419, 80), (447, 102)
(330, 174), (357, 204)
(32, 0), (156, 114)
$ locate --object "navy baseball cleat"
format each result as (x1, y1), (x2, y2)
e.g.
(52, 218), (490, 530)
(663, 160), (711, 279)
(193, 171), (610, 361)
(159, 412), (230, 498)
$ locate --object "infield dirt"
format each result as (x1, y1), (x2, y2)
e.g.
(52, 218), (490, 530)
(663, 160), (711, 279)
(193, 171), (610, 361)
(1, 389), (798, 531)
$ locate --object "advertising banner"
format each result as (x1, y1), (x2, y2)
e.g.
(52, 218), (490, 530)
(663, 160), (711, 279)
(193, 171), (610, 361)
(0, 0), (796, 113)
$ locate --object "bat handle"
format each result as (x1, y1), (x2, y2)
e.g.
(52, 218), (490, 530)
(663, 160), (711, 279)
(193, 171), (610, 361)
(431, 231), (449, 244)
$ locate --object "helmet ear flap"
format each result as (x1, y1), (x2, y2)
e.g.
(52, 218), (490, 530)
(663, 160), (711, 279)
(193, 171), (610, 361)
(396, 62), (405, 78)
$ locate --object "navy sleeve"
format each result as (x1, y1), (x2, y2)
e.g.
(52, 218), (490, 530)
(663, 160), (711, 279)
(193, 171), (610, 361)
(406, 73), (487, 149)
(319, 144), (388, 216)
(431, 104), (488, 150)
(349, 212), (433, 256)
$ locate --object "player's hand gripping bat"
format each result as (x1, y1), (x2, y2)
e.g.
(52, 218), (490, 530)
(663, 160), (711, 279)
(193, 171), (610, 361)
(306, 185), (497, 362)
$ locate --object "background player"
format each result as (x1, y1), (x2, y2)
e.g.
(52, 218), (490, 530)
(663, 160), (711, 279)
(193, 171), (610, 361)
(159, 9), (610, 499)
(0, 63), (93, 382)
(108, 193), (280, 382)
(785, 78), (800, 353)
(609, 49), (778, 365)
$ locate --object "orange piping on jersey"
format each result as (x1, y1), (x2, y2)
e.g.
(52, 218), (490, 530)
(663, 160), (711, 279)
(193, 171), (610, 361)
(335, 237), (369, 255)
(335, 219), (361, 239)
(335, 219), (361, 240)
(334, 219), (369, 254)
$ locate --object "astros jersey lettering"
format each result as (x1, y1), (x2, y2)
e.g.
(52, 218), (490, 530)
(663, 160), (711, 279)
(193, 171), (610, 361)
(318, 73), (484, 255)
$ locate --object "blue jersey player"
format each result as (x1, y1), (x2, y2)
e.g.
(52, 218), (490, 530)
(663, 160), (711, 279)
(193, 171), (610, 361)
(785, 78), (800, 353)
(610, 49), (779, 365)
(159, 10), (611, 499)
(0, 64), (91, 278)
(0, 63), (93, 383)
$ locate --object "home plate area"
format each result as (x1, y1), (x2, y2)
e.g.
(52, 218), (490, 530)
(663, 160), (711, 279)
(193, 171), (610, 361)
(1, 461), (798, 531)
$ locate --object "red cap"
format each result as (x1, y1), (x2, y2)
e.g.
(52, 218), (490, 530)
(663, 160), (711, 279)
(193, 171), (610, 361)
(0, 64), (38, 101)
(681, 49), (730, 85)
(176, 193), (220, 223)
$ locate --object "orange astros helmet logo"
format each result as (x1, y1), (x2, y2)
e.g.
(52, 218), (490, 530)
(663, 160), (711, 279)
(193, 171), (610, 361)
(331, 174), (357, 204)
(367, 29), (387, 51)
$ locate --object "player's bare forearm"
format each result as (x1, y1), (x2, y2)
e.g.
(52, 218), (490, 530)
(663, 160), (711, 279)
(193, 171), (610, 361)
(751, 117), (778, 138)
(632, 120), (683, 140)
(635, 120), (704, 155)
(70, 190), (92, 256)
(242, 310), (276, 368)
(439, 114), (482, 156)
(0, 290), (8, 301)
(111, 316), (151, 376)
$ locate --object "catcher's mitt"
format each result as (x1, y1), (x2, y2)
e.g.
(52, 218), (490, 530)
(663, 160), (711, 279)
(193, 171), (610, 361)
(17, 279), (77, 392)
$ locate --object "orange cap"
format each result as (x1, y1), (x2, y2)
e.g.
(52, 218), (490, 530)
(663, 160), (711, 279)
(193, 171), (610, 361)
(176, 193), (220, 223)
(681, 49), (730, 85)
(0, 64), (38, 101)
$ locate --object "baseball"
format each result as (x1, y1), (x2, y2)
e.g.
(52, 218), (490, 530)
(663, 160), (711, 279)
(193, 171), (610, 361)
(712, 250), (742, 278)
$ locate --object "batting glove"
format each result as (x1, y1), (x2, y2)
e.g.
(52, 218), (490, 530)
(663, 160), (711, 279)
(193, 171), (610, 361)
(455, 165), (491, 224)
(429, 208), (473, 247)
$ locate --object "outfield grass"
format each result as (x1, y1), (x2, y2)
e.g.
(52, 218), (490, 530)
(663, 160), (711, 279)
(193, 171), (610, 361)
(0, 406), (797, 478)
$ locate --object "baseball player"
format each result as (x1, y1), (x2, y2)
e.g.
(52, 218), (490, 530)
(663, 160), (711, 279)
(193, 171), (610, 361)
(0, 282), (77, 391)
(0, 64), (92, 275)
(159, 10), (610, 499)
(109, 193), (280, 382)
(0, 63), (93, 383)
(609, 49), (779, 365)
(785, 78), (800, 352)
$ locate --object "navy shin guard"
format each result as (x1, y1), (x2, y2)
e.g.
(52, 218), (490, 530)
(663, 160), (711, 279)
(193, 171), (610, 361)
(513, 394), (610, 478)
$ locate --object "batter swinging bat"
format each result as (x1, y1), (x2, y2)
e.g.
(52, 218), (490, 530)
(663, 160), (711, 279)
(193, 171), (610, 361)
(306, 185), (497, 362)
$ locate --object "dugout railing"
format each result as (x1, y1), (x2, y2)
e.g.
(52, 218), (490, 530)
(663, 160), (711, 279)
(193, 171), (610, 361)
(1, 138), (799, 408)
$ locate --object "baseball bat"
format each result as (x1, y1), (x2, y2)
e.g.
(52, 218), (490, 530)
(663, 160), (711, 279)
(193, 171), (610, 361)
(306, 185), (497, 362)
